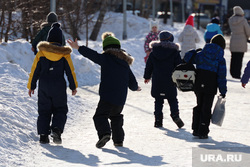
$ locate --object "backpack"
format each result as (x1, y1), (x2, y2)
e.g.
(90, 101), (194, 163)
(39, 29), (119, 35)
(172, 49), (201, 92)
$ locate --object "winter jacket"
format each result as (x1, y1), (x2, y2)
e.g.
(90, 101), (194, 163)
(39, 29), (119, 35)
(78, 46), (139, 106)
(241, 61), (250, 84)
(27, 41), (78, 95)
(144, 31), (160, 53)
(229, 15), (250, 52)
(204, 23), (223, 43)
(178, 25), (200, 59)
(184, 43), (227, 95)
(32, 23), (66, 54)
(144, 41), (182, 99)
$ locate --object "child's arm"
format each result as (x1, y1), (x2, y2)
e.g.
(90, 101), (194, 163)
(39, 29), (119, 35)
(67, 39), (102, 65)
(241, 61), (250, 88)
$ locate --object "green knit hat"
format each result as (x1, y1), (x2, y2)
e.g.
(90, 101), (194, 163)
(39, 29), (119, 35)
(102, 32), (121, 50)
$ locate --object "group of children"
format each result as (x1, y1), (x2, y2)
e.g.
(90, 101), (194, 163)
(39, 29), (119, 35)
(28, 8), (250, 148)
(143, 6), (250, 140)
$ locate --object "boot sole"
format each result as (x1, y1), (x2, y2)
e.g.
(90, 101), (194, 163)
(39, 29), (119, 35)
(96, 135), (110, 148)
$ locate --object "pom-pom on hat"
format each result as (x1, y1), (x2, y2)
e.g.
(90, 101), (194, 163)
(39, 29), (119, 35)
(185, 15), (194, 27)
(102, 32), (121, 50)
(159, 30), (174, 42)
(233, 6), (244, 16)
(211, 34), (226, 50)
(47, 23), (63, 45)
(46, 12), (58, 24)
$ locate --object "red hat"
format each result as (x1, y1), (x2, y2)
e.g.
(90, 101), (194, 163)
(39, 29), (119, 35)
(185, 15), (194, 27)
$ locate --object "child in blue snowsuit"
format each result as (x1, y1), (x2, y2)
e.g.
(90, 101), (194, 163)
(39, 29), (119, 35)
(67, 32), (141, 148)
(143, 30), (184, 128)
(204, 17), (223, 43)
(27, 23), (78, 144)
(184, 34), (227, 139)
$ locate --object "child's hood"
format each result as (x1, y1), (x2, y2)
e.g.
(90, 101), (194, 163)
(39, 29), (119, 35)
(150, 41), (179, 60)
(37, 41), (72, 61)
(206, 23), (221, 32)
(103, 48), (134, 65)
(182, 25), (197, 35)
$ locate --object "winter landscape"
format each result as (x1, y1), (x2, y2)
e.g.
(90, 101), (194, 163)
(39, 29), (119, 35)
(1, 12), (250, 167)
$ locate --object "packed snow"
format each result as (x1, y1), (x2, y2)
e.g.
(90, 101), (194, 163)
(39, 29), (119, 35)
(0, 12), (250, 167)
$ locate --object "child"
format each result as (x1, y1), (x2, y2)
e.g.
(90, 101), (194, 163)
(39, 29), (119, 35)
(31, 12), (66, 55)
(144, 20), (160, 63)
(67, 32), (141, 148)
(178, 14), (200, 59)
(241, 61), (250, 88)
(204, 17), (223, 43)
(27, 23), (78, 144)
(143, 30), (184, 128)
(184, 34), (227, 139)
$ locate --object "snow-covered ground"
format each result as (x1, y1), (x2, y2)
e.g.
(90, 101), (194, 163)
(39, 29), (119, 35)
(1, 12), (250, 167)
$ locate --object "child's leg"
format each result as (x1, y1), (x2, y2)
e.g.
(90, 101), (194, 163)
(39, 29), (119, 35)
(109, 105), (124, 144)
(154, 97), (164, 120)
(93, 100), (112, 139)
(192, 92), (203, 133)
(37, 90), (53, 135)
(167, 97), (179, 120)
(51, 93), (68, 134)
(199, 94), (215, 136)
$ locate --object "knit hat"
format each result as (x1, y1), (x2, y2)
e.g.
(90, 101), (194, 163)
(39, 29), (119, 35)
(211, 17), (220, 24)
(233, 6), (244, 16)
(211, 34), (226, 50)
(185, 15), (194, 27)
(102, 32), (121, 50)
(150, 20), (159, 29)
(46, 12), (58, 23)
(159, 30), (174, 42)
(47, 23), (63, 45)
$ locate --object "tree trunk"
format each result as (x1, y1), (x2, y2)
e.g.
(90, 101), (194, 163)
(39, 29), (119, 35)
(89, 0), (107, 41)
(4, 4), (12, 42)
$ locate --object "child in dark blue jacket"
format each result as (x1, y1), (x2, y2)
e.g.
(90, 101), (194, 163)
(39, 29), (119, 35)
(184, 34), (227, 139)
(28, 23), (78, 144)
(143, 30), (184, 128)
(68, 32), (141, 148)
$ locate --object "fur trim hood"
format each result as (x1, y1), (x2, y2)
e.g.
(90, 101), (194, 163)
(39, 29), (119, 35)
(37, 41), (72, 61)
(149, 41), (180, 60)
(103, 48), (134, 65)
(149, 40), (180, 50)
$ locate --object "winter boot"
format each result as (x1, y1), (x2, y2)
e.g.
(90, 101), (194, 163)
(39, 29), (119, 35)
(40, 134), (49, 144)
(199, 135), (208, 139)
(51, 127), (62, 144)
(173, 117), (184, 128)
(96, 134), (110, 148)
(154, 119), (163, 128)
(192, 131), (199, 137)
(114, 142), (123, 147)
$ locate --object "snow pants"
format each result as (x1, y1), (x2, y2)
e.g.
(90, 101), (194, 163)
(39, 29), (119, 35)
(93, 100), (124, 143)
(154, 96), (179, 121)
(230, 52), (244, 79)
(37, 89), (68, 135)
(192, 92), (215, 136)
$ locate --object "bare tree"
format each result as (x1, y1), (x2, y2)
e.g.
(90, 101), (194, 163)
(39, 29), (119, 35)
(89, 0), (107, 41)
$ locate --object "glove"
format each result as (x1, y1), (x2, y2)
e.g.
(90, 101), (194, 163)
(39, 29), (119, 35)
(220, 94), (226, 98)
